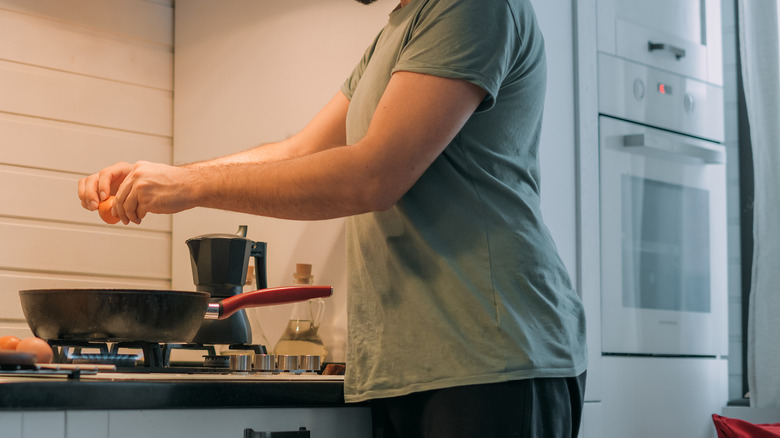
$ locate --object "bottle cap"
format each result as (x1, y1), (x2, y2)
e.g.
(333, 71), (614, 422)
(294, 263), (313, 284)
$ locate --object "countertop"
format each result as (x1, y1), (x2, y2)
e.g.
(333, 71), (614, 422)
(0, 373), (349, 411)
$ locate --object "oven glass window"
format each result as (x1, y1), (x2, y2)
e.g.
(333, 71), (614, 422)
(621, 175), (711, 313)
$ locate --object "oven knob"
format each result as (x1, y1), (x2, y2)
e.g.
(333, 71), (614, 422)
(633, 78), (645, 101)
(684, 93), (695, 113)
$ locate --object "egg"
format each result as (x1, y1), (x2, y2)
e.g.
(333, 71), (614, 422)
(16, 337), (54, 363)
(98, 196), (120, 224)
(0, 335), (21, 350)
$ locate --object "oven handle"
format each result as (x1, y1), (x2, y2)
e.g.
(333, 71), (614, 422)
(623, 133), (725, 164)
(648, 41), (686, 60)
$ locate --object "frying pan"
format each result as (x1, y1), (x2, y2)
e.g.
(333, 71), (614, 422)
(18, 286), (332, 343)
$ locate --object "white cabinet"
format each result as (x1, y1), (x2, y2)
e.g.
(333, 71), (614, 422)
(578, 402), (604, 438)
(597, 0), (723, 85)
(0, 408), (371, 438)
(107, 408), (370, 438)
(66, 411), (109, 438)
(0, 413), (22, 438)
(0, 412), (65, 438)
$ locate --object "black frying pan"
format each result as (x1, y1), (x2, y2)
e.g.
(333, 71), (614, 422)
(18, 286), (332, 343)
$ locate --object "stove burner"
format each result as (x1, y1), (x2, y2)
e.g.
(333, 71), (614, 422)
(71, 353), (139, 367)
(203, 355), (230, 368)
(47, 341), (268, 372)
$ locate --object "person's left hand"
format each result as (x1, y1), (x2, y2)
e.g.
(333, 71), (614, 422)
(111, 161), (198, 225)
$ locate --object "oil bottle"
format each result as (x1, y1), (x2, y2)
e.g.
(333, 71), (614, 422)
(273, 264), (327, 361)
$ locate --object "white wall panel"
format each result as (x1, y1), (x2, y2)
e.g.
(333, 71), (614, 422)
(0, 9), (172, 90)
(0, 113), (170, 175)
(0, 0), (173, 324)
(0, 0), (172, 46)
(0, 165), (170, 231)
(0, 60), (172, 136)
(0, 219), (170, 281)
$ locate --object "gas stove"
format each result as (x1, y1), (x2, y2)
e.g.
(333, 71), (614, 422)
(0, 340), (344, 382)
(49, 340), (267, 371)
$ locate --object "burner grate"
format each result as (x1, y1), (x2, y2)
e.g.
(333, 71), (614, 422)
(45, 340), (268, 373)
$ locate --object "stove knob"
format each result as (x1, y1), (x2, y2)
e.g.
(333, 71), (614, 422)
(276, 354), (299, 372)
(228, 354), (252, 372)
(253, 353), (276, 372)
(299, 355), (322, 373)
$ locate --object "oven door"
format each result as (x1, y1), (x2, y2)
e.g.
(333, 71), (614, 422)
(599, 116), (728, 357)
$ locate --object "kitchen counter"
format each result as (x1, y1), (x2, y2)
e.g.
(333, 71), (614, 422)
(0, 373), (350, 410)
(0, 374), (372, 438)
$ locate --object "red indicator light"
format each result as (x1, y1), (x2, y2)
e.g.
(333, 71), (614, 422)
(659, 83), (666, 94)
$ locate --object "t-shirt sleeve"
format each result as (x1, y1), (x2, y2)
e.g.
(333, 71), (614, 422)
(392, 0), (524, 112)
(341, 32), (383, 100)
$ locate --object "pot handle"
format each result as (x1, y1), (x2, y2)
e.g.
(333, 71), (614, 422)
(206, 285), (333, 320)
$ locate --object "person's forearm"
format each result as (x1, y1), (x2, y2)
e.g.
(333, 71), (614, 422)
(185, 141), (290, 169)
(188, 141), (399, 221)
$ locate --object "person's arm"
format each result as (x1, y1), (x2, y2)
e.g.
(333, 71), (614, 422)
(78, 92), (349, 211)
(89, 71), (486, 224)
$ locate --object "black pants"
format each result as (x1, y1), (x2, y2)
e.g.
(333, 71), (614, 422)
(371, 372), (586, 438)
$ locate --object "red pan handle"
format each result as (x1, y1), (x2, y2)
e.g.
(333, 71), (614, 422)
(205, 285), (333, 320)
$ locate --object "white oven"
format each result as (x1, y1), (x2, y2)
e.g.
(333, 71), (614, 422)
(598, 53), (727, 357)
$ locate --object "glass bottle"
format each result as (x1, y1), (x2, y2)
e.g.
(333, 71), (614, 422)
(273, 264), (328, 361)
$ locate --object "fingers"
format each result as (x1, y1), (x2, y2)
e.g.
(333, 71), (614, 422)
(97, 171), (113, 202)
(113, 188), (141, 225)
(78, 173), (100, 211)
(78, 162), (133, 214)
(78, 162), (132, 216)
(85, 161), (184, 225)
(112, 172), (134, 225)
(112, 161), (148, 225)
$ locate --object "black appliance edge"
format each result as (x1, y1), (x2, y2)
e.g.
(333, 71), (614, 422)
(0, 380), (353, 411)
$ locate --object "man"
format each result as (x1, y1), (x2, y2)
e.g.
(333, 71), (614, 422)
(78, 0), (587, 436)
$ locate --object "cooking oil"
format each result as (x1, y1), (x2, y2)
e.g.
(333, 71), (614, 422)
(273, 264), (328, 361)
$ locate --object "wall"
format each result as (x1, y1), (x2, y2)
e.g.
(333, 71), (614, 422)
(0, 0), (174, 337)
(172, 0), (395, 361)
(172, 0), (578, 362)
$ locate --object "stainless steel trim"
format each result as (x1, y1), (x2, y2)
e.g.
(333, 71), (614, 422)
(204, 303), (221, 320)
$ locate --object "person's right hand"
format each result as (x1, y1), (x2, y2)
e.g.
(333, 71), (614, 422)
(77, 161), (133, 212)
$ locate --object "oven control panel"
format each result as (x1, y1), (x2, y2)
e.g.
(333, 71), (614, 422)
(598, 53), (724, 143)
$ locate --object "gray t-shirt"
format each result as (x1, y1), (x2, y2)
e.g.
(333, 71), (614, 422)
(341, 0), (587, 403)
